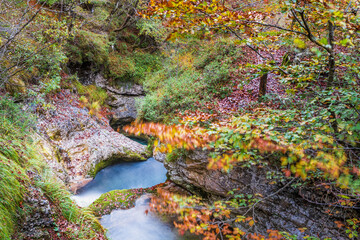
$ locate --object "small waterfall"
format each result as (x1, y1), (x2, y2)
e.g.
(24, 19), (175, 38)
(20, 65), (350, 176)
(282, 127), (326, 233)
(101, 195), (178, 240)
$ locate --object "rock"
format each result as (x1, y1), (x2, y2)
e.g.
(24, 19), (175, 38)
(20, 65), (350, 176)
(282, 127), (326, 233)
(95, 73), (107, 88)
(70, 178), (93, 194)
(164, 149), (357, 239)
(107, 83), (144, 96)
(106, 83), (145, 130)
(20, 187), (54, 239)
(153, 151), (166, 163)
(36, 90), (149, 193)
(108, 94), (140, 129)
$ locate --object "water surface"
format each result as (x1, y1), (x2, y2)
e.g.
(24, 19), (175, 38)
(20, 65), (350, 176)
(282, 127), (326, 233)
(101, 195), (179, 240)
(72, 157), (167, 207)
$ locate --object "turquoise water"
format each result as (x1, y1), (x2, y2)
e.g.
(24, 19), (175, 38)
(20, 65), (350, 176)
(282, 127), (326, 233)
(101, 195), (179, 240)
(72, 157), (167, 207)
(71, 136), (182, 240)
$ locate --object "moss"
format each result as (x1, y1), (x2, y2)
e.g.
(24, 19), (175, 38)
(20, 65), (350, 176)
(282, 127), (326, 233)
(88, 183), (164, 217)
(66, 30), (109, 67)
(93, 6), (110, 23)
(88, 189), (147, 217)
(5, 75), (26, 96)
(125, 149), (148, 161)
(88, 150), (147, 177)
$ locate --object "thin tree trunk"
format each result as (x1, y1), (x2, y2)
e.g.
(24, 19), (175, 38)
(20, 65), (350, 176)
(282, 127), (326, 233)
(259, 72), (268, 99)
(327, 21), (335, 85)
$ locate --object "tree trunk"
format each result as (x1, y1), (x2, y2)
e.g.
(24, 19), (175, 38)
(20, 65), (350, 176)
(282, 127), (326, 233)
(328, 54), (335, 84)
(327, 21), (335, 85)
(259, 72), (268, 99)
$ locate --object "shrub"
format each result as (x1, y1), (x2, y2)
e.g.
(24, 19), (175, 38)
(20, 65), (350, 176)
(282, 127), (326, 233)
(66, 30), (109, 67)
(108, 51), (162, 85)
(74, 80), (108, 105)
(138, 68), (203, 122)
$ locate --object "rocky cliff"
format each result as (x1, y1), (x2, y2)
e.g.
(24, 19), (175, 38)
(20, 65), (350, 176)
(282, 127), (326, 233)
(157, 149), (357, 239)
(94, 73), (145, 130)
(36, 89), (149, 193)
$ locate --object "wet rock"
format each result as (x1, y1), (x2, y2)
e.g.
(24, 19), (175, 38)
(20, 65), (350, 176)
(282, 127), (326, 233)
(106, 83), (145, 130)
(36, 90), (149, 193)
(20, 187), (54, 239)
(164, 149), (357, 239)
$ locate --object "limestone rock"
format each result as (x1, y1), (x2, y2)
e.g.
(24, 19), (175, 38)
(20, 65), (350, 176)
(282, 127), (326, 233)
(19, 186), (54, 239)
(106, 83), (145, 130)
(164, 149), (356, 239)
(36, 90), (149, 193)
(107, 83), (144, 96)
(95, 73), (107, 88)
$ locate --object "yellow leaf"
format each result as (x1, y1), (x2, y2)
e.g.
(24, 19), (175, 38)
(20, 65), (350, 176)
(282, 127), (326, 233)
(249, 220), (254, 227)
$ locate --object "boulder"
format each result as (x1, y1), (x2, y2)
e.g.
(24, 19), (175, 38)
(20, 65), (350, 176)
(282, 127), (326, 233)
(106, 83), (145, 130)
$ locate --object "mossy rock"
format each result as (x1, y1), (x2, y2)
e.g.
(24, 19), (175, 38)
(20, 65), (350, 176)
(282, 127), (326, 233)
(5, 75), (26, 95)
(88, 187), (160, 217)
(67, 30), (109, 67)
(88, 151), (147, 178)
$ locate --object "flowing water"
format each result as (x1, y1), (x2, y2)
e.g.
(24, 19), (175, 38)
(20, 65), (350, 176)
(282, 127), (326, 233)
(72, 137), (184, 240)
(101, 195), (179, 240)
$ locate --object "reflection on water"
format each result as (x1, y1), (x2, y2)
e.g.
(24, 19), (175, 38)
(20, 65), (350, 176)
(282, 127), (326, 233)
(101, 195), (179, 240)
(72, 157), (167, 207)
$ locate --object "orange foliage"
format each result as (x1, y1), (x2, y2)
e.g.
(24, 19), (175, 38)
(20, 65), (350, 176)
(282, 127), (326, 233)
(124, 122), (217, 152)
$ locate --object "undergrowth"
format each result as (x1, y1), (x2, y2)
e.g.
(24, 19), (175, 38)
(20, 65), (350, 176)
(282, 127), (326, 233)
(137, 37), (241, 122)
(0, 96), (105, 239)
(74, 79), (108, 105)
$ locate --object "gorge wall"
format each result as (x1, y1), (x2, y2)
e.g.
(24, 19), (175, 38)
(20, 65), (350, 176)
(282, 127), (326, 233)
(156, 149), (357, 239)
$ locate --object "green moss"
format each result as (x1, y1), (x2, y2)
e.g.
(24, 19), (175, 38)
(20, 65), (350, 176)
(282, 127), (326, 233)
(88, 150), (147, 177)
(88, 189), (147, 216)
(67, 30), (109, 67)
(88, 183), (164, 217)
(125, 149), (148, 161)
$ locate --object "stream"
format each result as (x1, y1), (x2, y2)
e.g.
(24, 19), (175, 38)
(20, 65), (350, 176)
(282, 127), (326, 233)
(101, 195), (178, 240)
(72, 138), (180, 239)
(72, 157), (167, 207)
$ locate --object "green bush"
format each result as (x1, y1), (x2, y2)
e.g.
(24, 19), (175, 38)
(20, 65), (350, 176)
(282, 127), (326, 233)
(108, 51), (162, 85)
(0, 97), (35, 138)
(138, 68), (203, 122)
